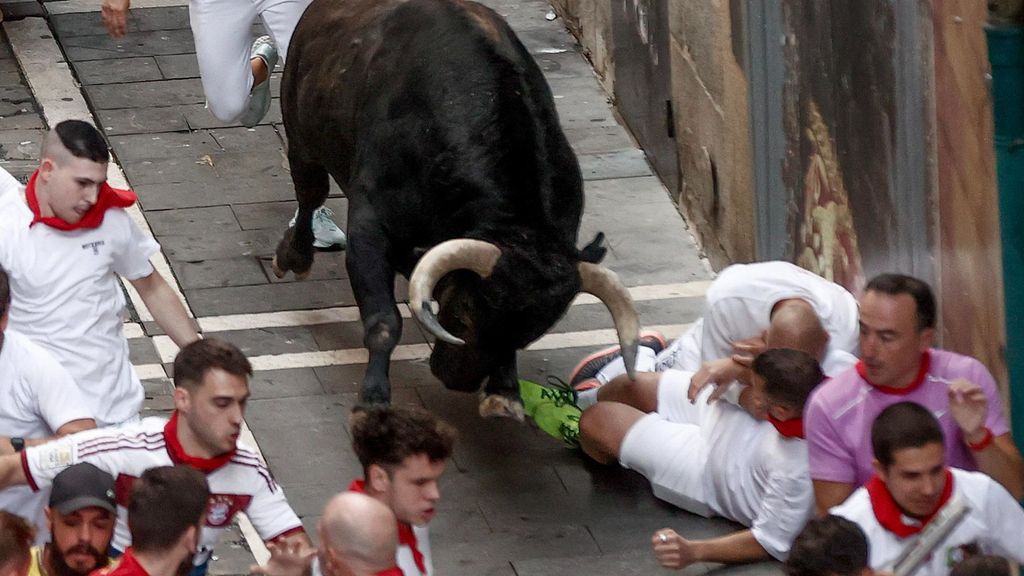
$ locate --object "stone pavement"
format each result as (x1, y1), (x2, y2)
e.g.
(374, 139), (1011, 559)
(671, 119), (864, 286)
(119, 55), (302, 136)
(1, 1), (786, 574)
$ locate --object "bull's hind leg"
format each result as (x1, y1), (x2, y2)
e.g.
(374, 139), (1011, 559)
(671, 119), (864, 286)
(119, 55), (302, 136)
(346, 208), (401, 405)
(480, 353), (524, 421)
(273, 154), (328, 280)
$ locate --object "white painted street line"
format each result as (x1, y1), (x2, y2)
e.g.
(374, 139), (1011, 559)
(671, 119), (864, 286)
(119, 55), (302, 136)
(123, 322), (145, 339)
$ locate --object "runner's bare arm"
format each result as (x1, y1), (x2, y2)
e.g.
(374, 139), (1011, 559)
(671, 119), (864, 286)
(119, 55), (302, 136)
(0, 454), (28, 489)
(0, 418), (96, 455)
(130, 271), (201, 348)
(101, 0), (130, 38)
(813, 479), (854, 516)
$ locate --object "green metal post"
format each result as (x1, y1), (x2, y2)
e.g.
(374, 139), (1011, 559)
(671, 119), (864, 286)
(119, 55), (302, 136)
(987, 26), (1024, 443)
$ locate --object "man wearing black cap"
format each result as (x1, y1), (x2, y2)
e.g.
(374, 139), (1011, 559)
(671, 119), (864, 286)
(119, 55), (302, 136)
(28, 463), (116, 576)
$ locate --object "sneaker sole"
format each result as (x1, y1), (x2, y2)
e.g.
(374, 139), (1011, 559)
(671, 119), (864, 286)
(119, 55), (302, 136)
(567, 329), (668, 387)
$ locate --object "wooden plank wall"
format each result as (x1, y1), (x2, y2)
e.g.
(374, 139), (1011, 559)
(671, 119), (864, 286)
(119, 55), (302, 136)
(932, 0), (1008, 388)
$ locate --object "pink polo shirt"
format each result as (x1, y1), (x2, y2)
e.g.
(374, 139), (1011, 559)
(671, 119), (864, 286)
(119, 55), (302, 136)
(804, 349), (1010, 487)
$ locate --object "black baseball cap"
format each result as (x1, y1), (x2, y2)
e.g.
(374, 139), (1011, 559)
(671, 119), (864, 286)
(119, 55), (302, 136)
(49, 463), (117, 515)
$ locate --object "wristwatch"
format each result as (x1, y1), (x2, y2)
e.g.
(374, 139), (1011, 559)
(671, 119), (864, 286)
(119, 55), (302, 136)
(10, 437), (24, 453)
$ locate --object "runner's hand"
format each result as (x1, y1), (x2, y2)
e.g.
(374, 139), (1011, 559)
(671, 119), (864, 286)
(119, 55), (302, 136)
(651, 529), (698, 569)
(948, 378), (987, 440)
(249, 540), (315, 576)
(101, 0), (130, 38)
(731, 334), (767, 367)
(688, 357), (746, 403)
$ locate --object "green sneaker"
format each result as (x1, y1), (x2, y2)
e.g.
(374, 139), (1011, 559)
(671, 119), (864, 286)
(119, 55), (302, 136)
(239, 36), (277, 128)
(519, 377), (582, 449)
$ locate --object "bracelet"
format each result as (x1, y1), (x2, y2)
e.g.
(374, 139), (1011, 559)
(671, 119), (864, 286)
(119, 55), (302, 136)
(967, 427), (994, 451)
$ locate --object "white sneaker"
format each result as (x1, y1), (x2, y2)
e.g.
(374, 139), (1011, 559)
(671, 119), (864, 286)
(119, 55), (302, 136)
(290, 206), (347, 249)
(239, 36), (277, 128)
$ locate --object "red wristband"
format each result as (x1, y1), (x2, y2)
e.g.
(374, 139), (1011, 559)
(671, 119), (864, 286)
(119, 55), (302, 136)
(967, 427), (994, 451)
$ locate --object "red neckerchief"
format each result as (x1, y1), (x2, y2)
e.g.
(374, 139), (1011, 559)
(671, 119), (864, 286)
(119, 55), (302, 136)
(857, 351), (931, 396)
(89, 548), (148, 576)
(163, 412), (236, 473)
(25, 169), (136, 231)
(349, 479), (427, 575)
(767, 414), (804, 439)
(865, 469), (954, 538)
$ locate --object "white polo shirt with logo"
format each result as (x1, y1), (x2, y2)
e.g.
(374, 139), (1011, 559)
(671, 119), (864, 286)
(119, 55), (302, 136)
(20, 416), (304, 566)
(0, 178), (158, 427)
(0, 329), (93, 540)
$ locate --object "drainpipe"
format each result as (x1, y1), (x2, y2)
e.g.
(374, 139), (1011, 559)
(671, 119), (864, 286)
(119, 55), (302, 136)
(986, 6), (1024, 442)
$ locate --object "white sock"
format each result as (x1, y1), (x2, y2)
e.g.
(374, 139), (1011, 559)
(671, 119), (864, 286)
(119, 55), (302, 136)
(577, 388), (600, 410)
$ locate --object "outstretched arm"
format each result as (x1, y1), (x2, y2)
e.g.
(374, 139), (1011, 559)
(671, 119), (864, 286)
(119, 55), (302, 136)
(130, 271), (200, 348)
(651, 528), (769, 570)
(0, 454), (28, 490)
(0, 419), (96, 455)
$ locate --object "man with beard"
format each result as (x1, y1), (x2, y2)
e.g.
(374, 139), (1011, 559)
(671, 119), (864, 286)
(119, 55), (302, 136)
(28, 464), (117, 576)
(92, 466), (210, 576)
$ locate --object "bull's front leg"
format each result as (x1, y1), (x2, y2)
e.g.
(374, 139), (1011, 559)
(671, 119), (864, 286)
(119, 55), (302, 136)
(273, 154), (328, 280)
(479, 351), (524, 421)
(346, 209), (401, 405)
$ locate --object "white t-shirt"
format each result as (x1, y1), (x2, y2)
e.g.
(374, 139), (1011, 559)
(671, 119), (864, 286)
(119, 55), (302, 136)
(0, 330), (93, 540)
(0, 178), (159, 426)
(660, 261), (859, 369)
(20, 416), (303, 566)
(700, 403), (814, 560)
(831, 468), (1024, 575)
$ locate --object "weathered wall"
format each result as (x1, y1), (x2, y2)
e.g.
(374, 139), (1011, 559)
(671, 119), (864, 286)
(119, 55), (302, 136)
(666, 0), (755, 267)
(549, 0), (615, 91)
(932, 0), (1008, 387)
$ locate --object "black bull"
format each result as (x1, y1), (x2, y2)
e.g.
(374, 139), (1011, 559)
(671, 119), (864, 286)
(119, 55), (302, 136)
(272, 0), (640, 418)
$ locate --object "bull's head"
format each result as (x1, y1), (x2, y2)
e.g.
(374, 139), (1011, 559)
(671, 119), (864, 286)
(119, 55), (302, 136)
(408, 238), (640, 396)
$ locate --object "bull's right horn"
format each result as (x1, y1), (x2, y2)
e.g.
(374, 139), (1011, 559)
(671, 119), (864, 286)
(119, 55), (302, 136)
(408, 238), (502, 345)
(578, 262), (641, 379)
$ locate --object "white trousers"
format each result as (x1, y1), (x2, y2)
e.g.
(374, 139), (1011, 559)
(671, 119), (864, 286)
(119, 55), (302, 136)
(189, 0), (313, 121)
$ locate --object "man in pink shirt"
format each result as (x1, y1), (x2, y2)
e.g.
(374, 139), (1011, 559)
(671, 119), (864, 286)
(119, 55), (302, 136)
(804, 273), (1024, 514)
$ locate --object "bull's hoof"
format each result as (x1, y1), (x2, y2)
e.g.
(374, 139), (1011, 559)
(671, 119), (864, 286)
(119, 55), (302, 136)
(479, 393), (525, 421)
(271, 255), (287, 279)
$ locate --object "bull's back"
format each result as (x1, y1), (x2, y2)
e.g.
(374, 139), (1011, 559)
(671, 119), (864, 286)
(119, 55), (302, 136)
(284, 0), (583, 248)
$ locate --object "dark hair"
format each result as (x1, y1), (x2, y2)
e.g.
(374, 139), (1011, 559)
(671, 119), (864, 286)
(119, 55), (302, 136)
(128, 466), (209, 554)
(872, 402), (945, 468)
(0, 511), (34, 572)
(351, 405), (456, 475)
(753, 348), (824, 410)
(173, 338), (252, 391)
(784, 515), (869, 576)
(865, 273), (936, 330)
(54, 120), (109, 163)
(950, 554), (1013, 576)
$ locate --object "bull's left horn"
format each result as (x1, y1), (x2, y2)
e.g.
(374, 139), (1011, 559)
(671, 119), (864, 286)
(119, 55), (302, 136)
(578, 262), (641, 379)
(409, 238), (502, 345)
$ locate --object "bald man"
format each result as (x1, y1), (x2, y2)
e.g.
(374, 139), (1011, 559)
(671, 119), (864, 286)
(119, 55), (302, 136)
(0, 120), (199, 427)
(253, 492), (400, 576)
(570, 261), (858, 413)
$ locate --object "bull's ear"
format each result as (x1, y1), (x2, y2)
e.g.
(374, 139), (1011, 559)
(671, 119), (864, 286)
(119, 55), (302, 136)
(579, 232), (606, 263)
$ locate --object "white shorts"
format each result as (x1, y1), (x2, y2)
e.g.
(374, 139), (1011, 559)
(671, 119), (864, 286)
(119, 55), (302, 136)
(619, 370), (713, 517)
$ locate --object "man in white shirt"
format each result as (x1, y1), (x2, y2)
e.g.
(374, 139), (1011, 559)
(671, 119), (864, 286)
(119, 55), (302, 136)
(586, 349), (823, 569)
(0, 265), (96, 540)
(571, 260), (859, 413)
(0, 338), (310, 575)
(830, 402), (1024, 575)
(0, 120), (199, 427)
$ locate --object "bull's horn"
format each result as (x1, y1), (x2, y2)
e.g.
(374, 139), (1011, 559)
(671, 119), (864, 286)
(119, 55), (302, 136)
(409, 238), (502, 345)
(578, 262), (641, 379)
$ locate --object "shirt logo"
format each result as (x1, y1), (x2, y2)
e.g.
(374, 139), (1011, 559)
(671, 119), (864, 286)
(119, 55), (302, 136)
(82, 240), (105, 255)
